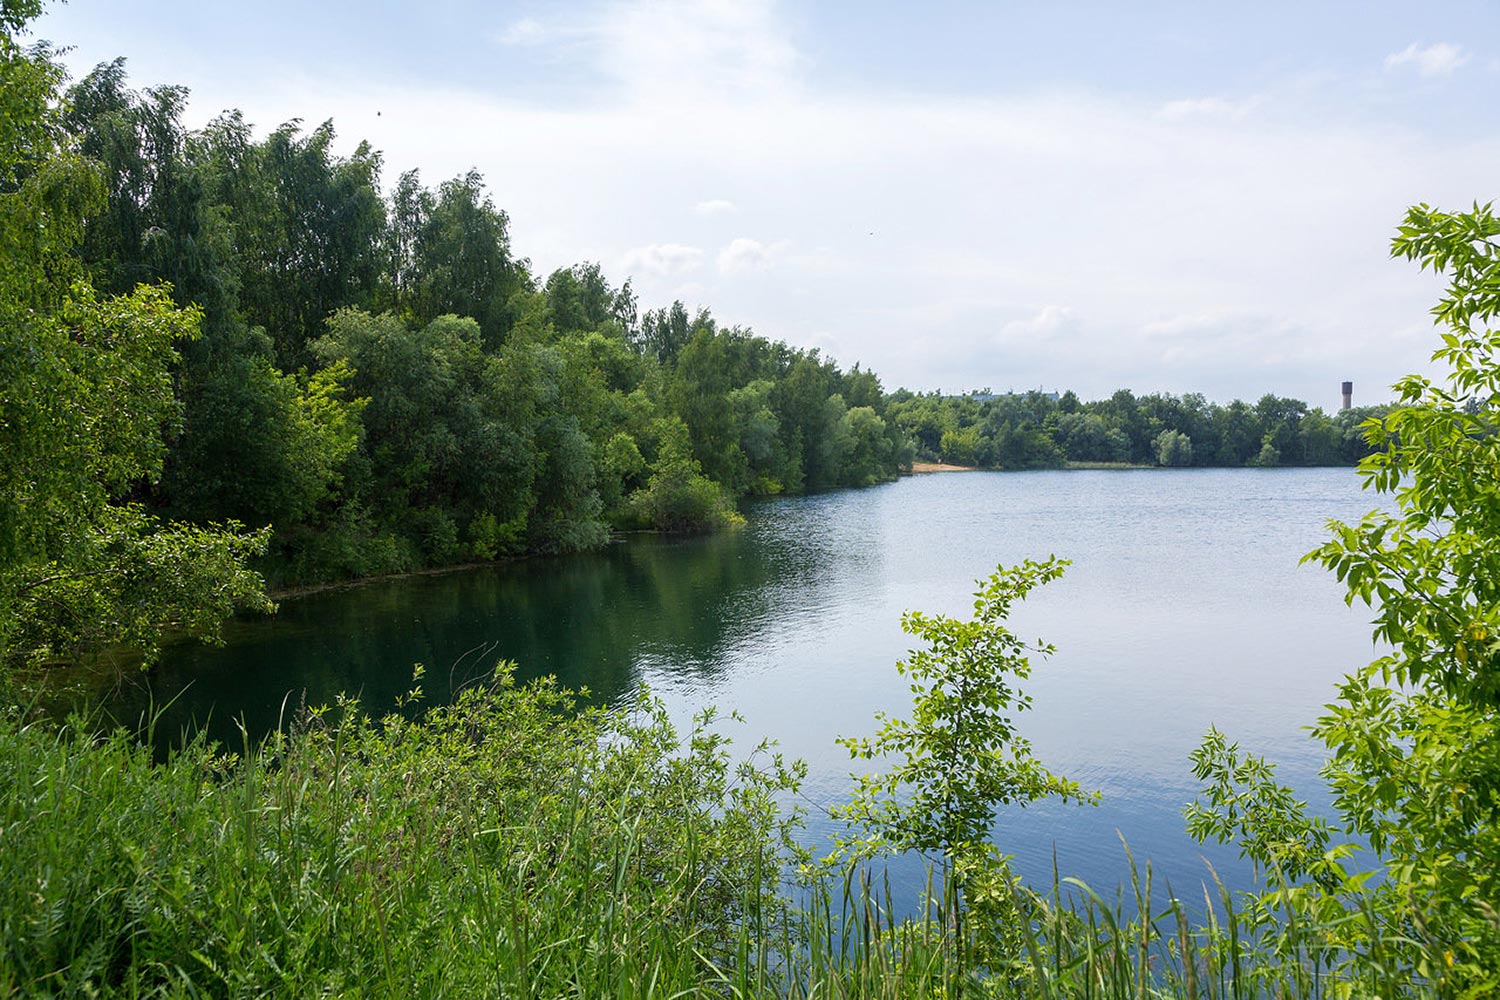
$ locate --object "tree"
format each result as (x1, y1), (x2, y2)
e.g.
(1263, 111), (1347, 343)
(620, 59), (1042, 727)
(199, 117), (386, 368)
(1189, 201), (1500, 992)
(164, 356), (365, 531)
(313, 310), (541, 563)
(890, 392), (955, 457)
(939, 426), (981, 466)
(0, 282), (273, 665)
(637, 299), (692, 366)
(382, 168), (431, 314)
(626, 418), (742, 532)
(838, 405), (892, 487)
(0, 10), (271, 666)
(835, 558), (1094, 973)
(1153, 428), (1193, 467)
(1297, 409), (1344, 466)
(543, 261), (634, 337)
(409, 169), (529, 349)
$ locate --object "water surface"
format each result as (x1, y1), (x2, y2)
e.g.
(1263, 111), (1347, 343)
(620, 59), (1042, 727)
(81, 468), (1385, 899)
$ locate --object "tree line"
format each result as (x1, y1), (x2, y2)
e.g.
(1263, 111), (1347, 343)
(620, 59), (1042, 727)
(1, 16), (1380, 667)
(55, 58), (914, 591)
(889, 388), (1388, 469)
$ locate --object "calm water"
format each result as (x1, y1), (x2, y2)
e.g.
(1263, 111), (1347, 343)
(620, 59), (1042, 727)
(75, 468), (1384, 900)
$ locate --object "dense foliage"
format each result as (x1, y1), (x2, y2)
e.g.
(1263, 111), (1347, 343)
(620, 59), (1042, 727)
(51, 56), (913, 594)
(0, 670), (808, 997)
(16, 3), (1496, 990)
(889, 387), (1387, 470)
(0, 7), (271, 669)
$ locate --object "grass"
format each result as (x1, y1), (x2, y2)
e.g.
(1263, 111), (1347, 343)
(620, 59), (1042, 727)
(0, 668), (1463, 998)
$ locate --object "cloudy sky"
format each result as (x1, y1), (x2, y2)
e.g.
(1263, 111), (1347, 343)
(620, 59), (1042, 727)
(31, 0), (1500, 406)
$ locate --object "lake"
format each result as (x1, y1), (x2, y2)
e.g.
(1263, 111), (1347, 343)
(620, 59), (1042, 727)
(75, 467), (1385, 901)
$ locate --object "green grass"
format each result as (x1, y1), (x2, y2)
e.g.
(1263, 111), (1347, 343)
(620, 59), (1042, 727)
(0, 670), (1458, 998)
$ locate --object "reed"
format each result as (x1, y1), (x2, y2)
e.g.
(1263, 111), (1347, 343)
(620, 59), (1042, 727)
(0, 676), (1455, 998)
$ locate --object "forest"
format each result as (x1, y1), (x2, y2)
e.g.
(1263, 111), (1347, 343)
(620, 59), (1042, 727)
(55, 58), (914, 581)
(888, 387), (1385, 469)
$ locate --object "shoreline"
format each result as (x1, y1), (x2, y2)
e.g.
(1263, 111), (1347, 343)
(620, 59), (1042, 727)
(908, 461), (978, 473)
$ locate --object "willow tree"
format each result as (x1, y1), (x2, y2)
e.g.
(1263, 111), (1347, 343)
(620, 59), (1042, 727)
(0, 4), (270, 668)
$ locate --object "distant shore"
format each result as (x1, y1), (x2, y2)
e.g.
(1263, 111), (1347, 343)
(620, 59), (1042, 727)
(908, 460), (1160, 474)
(908, 461), (978, 473)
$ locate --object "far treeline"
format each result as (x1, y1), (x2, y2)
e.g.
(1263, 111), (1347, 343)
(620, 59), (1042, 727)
(3, 47), (1382, 666)
(889, 389), (1387, 469)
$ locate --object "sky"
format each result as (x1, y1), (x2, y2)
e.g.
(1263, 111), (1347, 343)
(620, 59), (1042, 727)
(28, 0), (1500, 407)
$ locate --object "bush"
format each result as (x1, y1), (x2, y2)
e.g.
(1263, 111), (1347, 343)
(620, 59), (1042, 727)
(0, 668), (804, 997)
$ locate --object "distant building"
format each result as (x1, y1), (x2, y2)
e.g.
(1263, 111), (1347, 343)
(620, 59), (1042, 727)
(1341, 381), (1353, 410)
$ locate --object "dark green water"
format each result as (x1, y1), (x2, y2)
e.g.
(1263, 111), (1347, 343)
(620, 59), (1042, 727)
(63, 467), (1383, 898)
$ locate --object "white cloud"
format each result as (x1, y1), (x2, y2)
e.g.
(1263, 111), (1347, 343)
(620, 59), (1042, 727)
(717, 237), (786, 275)
(997, 305), (1078, 343)
(694, 198), (738, 216)
(619, 242), (704, 277)
(1384, 42), (1469, 77)
(603, 0), (800, 99)
(498, 0), (800, 102)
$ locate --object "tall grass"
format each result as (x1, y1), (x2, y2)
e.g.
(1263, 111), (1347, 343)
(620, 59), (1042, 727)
(0, 672), (1457, 997)
(0, 668), (803, 997)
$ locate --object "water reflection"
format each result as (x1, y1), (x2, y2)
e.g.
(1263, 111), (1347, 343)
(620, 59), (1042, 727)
(54, 467), (1384, 902)
(62, 527), (802, 745)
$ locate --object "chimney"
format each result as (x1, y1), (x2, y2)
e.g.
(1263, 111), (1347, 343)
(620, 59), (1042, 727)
(1341, 381), (1353, 410)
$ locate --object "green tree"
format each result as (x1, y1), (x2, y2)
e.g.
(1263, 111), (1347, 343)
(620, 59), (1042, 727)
(626, 418), (742, 532)
(58, 62), (365, 543)
(1153, 427), (1193, 467)
(543, 261), (634, 337)
(835, 558), (1095, 974)
(382, 167), (431, 315)
(668, 323), (750, 491)
(1297, 409), (1344, 466)
(165, 356), (365, 531)
(889, 392), (955, 458)
(939, 426), (981, 466)
(773, 352), (842, 489)
(1249, 437), (1280, 467)
(409, 169), (529, 349)
(1256, 393), (1307, 464)
(0, 11), (270, 665)
(838, 405), (892, 487)
(314, 311), (533, 564)
(836, 557), (1091, 858)
(726, 379), (788, 494)
(64, 60), (238, 325)
(1056, 411), (1129, 463)
(0, 282), (272, 665)
(636, 299), (693, 366)
(1189, 201), (1500, 993)
(199, 116), (386, 368)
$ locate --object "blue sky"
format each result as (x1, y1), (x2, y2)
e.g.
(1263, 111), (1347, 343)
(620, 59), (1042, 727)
(30, 0), (1500, 406)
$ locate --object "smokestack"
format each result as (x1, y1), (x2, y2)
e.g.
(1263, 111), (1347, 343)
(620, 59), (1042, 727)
(1341, 381), (1353, 411)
